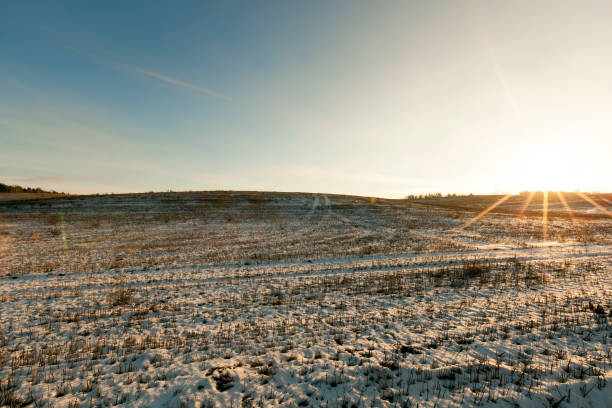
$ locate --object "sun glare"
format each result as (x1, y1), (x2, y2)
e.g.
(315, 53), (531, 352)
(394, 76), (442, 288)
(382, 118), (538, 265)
(457, 143), (612, 239)
(511, 147), (578, 192)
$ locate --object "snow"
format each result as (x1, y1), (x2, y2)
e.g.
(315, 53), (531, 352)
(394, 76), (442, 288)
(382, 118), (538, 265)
(0, 191), (611, 407)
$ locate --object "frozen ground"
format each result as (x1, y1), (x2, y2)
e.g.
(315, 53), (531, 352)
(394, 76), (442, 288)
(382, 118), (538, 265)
(1, 191), (611, 407)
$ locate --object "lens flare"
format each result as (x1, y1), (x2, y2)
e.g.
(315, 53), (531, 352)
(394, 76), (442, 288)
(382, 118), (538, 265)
(60, 215), (68, 251)
(542, 191), (548, 241)
(555, 191), (577, 226)
(575, 191), (612, 217)
(457, 190), (611, 241)
(519, 191), (536, 216)
(458, 194), (512, 231)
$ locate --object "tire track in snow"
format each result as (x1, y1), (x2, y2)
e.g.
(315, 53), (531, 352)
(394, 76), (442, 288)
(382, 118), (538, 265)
(322, 195), (332, 217)
(219, 245), (612, 283)
(35, 243), (605, 289)
(7, 244), (611, 296)
(322, 194), (370, 228)
(311, 194), (320, 215)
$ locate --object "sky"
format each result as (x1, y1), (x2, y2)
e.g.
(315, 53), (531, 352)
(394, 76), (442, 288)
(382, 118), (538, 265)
(2, 1), (612, 197)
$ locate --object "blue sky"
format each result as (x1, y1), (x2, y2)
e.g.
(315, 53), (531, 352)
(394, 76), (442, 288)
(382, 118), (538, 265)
(2, 1), (612, 196)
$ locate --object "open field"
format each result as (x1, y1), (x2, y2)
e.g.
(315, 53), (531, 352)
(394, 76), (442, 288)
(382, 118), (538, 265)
(0, 194), (67, 202)
(1, 191), (611, 407)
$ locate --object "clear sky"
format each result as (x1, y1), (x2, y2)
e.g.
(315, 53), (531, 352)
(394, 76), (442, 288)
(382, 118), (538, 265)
(2, 1), (611, 197)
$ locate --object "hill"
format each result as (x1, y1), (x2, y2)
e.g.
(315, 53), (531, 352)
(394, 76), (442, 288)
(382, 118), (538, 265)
(0, 182), (67, 201)
(0, 182), (62, 194)
(1, 191), (611, 407)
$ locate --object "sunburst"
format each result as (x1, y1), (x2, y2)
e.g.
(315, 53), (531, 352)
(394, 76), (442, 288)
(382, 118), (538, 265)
(457, 194), (513, 231)
(555, 191), (578, 226)
(542, 191), (549, 240)
(518, 191), (536, 216)
(575, 191), (612, 217)
(458, 190), (612, 240)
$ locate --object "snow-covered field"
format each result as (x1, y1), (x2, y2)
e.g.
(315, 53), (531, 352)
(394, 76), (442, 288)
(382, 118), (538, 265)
(1, 191), (611, 407)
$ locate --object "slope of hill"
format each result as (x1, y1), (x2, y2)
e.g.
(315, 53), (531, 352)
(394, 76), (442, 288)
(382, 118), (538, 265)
(0, 182), (66, 201)
(0, 191), (611, 407)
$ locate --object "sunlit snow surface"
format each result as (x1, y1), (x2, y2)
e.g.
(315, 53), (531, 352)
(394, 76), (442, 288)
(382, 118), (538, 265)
(1, 192), (611, 407)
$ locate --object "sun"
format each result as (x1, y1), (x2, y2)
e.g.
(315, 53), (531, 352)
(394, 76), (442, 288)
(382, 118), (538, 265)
(456, 142), (612, 240)
(457, 188), (611, 241)
(511, 144), (580, 193)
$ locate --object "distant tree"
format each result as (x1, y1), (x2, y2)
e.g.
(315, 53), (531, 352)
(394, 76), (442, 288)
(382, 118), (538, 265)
(405, 192), (473, 200)
(0, 182), (62, 194)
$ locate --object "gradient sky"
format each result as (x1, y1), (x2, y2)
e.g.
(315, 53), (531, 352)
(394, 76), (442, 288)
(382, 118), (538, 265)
(2, 1), (612, 197)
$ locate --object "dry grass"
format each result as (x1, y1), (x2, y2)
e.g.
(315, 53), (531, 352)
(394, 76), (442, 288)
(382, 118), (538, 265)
(0, 191), (611, 407)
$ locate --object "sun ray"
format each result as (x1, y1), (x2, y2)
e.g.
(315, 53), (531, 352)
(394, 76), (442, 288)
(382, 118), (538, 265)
(555, 191), (577, 226)
(458, 194), (512, 231)
(575, 191), (612, 217)
(542, 191), (549, 240)
(519, 191), (536, 216)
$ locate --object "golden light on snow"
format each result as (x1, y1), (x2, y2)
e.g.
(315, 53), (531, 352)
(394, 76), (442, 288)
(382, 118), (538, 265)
(542, 190), (549, 241)
(460, 189), (612, 241)
(458, 194), (513, 231)
(452, 138), (612, 239)
(518, 191), (536, 216)
(576, 191), (612, 217)
(556, 191), (577, 226)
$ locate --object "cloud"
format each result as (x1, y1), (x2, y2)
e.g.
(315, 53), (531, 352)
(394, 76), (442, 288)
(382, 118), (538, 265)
(121, 63), (235, 102)
(67, 46), (234, 101)
(21, 176), (73, 183)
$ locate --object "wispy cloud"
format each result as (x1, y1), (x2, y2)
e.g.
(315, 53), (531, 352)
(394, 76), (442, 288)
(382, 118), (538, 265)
(67, 46), (234, 102)
(21, 176), (73, 184)
(121, 63), (235, 102)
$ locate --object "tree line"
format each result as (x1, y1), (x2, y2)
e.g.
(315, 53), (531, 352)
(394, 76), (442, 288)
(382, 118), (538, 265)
(404, 192), (474, 200)
(0, 182), (61, 194)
